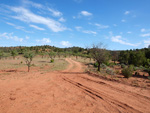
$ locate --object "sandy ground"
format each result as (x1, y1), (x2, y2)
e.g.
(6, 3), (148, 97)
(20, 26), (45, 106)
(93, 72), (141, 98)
(0, 58), (150, 113)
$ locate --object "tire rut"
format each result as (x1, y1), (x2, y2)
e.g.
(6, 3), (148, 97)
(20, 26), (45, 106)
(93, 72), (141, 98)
(62, 76), (141, 113)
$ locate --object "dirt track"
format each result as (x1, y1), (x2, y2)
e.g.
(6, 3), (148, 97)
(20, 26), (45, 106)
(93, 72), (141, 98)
(0, 58), (150, 113)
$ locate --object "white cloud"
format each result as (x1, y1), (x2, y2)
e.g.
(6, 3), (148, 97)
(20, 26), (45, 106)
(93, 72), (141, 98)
(75, 26), (82, 31)
(121, 19), (126, 22)
(144, 39), (150, 47)
(82, 30), (97, 35)
(23, 0), (43, 8)
(6, 22), (24, 30)
(25, 36), (30, 39)
(80, 11), (92, 16)
(141, 33), (150, 37)
(36, 38), (51, 44)
(111, 35), (140, 46)
(60, 41), (72, 47)
(141, 28), (146, 32)
(124, 11), (130, 15)
(94, 23), (109, 29)
(29, 24), (45, 30)
(0, 32), (23, 42)
(72, 16), (76, 19)
(10, 7), (66, 32)
(113, 24), (117, 27)
(48, 8), (62, 17)
(59, 17), (66, 22)
(127, 31), (132, 34)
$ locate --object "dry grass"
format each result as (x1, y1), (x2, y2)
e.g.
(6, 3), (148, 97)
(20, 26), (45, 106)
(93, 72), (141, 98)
(0, 55), (68, 72)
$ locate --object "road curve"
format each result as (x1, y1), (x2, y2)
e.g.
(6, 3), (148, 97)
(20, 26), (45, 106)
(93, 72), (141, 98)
(0, 58), (150, 113)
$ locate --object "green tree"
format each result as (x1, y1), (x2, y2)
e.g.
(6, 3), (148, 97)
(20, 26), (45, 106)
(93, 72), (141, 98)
(119, 51), (130, 64)
(24, 52), (35, 72)
(111, 51), (119, 63)
(11, 50), (18, 59)
(49, 52), (56, 60)
(91, 43), (109, 71)
(129, 51), (146, 66)
(0, 51), (4, 60)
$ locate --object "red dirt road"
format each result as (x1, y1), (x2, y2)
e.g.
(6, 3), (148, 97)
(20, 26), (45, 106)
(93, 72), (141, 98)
(0, 58), (150, 113)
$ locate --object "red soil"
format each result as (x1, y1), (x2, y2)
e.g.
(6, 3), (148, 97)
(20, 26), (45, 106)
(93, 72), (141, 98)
(0, 58), (150, 113)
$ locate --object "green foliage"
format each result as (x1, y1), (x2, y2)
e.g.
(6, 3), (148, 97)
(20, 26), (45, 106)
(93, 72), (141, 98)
(121, 64), (126, 68)
(101, 63), (107, 69)
(49, 52), (56, 59)
(119, 51), (130, 64)
(106, 68), (115, 75)
(144, 68), (150, 76)
(23, 52), (35, 72)
(50, 59), (54, 63)
(0, 51), (4, 59)
(11, 50), (18, 59)
(115, 70), (120, 74)
(122, 65), (134, 78)
(91, 43), (110, 71)
(94, 62), (99, 67)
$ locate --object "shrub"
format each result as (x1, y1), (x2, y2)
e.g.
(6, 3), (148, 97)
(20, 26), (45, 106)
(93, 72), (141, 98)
(121, 63), (126, 68)
(122, 66), (133, 78)
(148, 76), (150, 80)
(101, 63), (107, 69)
(115, 70), (120, 74)
(94, 62), (98, 67)
(109, 63), (115, 67)
(106, 68), (115, 75)
(50, 59), (54, 63)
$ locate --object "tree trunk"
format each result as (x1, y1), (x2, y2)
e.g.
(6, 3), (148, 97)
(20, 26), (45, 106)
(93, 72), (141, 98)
(98, 63), (100, 72)
(28, 66), (30, 72)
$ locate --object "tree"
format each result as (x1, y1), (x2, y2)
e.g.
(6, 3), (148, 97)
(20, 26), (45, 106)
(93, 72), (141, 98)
(11, 50), (18, 59)
(91, 43), (109, 71)
(111, 51), (119, 63)
(0, 51), (4, 60)
(119, 51), (130, 64)
(24, 52), (34, 72)
(129, 51), (146, 66)
(49, 52), (56, 60)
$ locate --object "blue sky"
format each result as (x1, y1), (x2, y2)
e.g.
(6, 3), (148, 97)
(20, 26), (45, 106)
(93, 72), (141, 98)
(0, 0), (150, 50)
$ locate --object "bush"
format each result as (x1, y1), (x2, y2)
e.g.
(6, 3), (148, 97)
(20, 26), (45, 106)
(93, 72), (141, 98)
(109, 63), (116, 67)
(121, 63), (126, 68)
(106, 68), (115, 75)
(94, 62), (99, 67)
(50, 59), (54, 63)
(101, 63), (107, 69)
(115, 70), (120, 74)
(122, 66), (133, 78)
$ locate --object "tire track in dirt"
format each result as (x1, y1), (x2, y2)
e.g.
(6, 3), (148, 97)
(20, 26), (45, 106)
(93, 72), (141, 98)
(61, 58), (150, 113)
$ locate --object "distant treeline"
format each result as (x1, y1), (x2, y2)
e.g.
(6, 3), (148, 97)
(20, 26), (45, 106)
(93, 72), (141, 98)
(0, 45), (150, 68)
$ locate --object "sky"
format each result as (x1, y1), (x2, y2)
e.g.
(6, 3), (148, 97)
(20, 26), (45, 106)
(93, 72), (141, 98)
(0, 0), (150, 50)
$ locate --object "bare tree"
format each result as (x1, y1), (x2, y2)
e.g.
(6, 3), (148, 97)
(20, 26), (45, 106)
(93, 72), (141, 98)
(91, 43), (109, 71)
